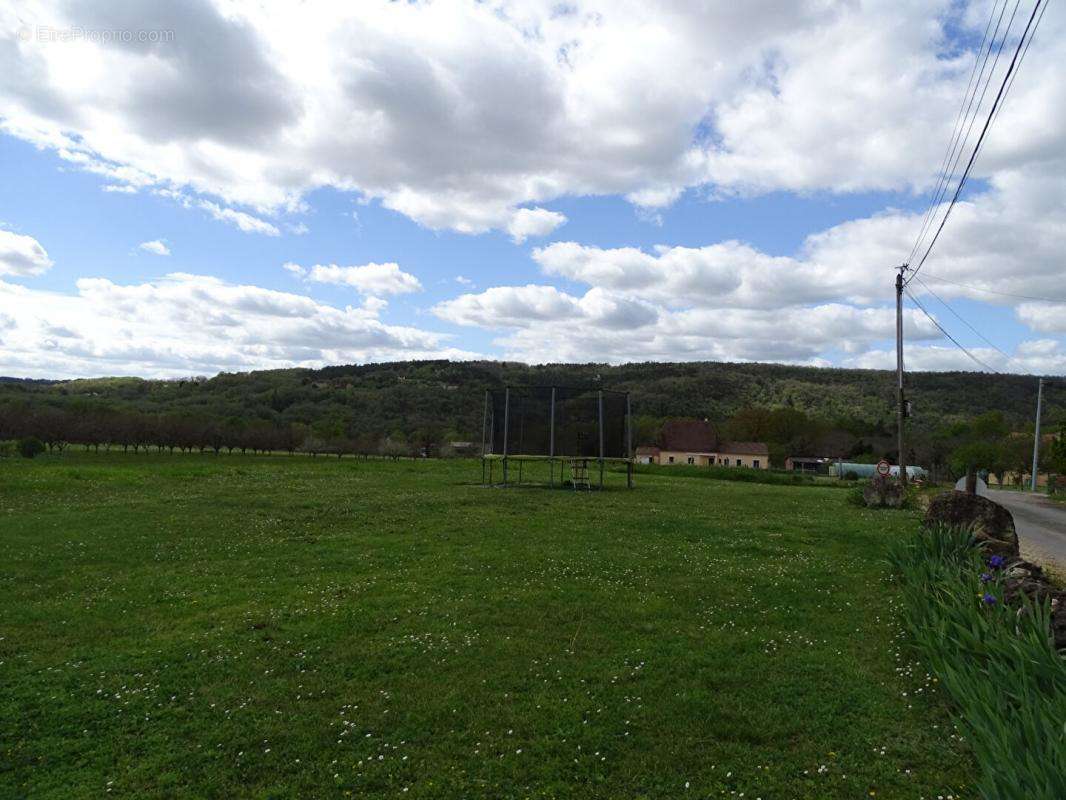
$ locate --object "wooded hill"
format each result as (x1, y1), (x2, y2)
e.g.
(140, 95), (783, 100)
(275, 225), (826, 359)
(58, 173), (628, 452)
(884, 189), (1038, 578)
(2, 360), (1062, 451)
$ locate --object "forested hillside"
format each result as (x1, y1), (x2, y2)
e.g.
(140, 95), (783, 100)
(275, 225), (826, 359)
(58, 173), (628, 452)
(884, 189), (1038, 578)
(2, 360), (1063, 460)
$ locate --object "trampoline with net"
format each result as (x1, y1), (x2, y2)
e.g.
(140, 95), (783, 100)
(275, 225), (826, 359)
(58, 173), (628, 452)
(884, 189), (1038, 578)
(481, 385), (634, 489)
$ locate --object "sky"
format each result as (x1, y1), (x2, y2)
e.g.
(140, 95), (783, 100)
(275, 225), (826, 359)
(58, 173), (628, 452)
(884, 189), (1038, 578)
(1, 0), (1064, 379)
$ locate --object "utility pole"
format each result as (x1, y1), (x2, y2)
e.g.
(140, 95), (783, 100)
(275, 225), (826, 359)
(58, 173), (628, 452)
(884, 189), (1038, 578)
(1031, 376), (1044, 492)
(896, 266), (908, 486)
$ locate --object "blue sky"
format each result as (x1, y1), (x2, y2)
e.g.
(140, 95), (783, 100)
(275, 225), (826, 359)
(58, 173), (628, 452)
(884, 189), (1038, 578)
(1, 0), (1064, 378)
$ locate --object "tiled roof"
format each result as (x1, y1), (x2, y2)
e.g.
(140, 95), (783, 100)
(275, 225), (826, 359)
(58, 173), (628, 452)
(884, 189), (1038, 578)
(660, 419), (719, 452)
(719, 441), (769, 456)
(635, 446), (661, 454)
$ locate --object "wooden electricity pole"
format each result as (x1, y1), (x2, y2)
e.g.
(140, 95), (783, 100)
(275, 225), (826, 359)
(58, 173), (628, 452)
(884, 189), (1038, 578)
(1031, 376), (1044, 492)
(896, 266), (908, 486)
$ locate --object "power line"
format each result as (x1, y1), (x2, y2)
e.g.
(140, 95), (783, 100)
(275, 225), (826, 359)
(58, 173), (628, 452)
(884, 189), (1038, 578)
(904, 286), (1000, 372)
(906, 0), (1047, 284)
(906, 0), (1009, 265)
(907, 0), (1022, 278)
(908, 0), (1019, 266)
(990, 0), (1049, 128)
(920, 271), (1066, 303)
(911, 275), (1014, 362)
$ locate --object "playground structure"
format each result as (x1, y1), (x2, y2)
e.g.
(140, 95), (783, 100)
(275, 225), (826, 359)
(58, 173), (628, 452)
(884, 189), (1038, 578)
(480, 385), (634, 489)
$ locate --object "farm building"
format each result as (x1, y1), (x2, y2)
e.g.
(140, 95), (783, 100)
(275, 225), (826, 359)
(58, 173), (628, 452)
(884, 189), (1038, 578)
(635, 446), (660, 464)
(718, 441), (770, 469)
(831, 462), (927, 480)
(784, 456), (837, 475)
(646, 420), (769, 469)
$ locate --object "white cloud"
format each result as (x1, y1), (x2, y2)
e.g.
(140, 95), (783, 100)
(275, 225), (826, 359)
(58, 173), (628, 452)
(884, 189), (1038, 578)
(2, 1), (1064, 374)
(436, 281), (939, 364)
(435, 151), (1066, 369)
(138, 239), (170, 256)
(1017, 303), (1066, 334)
(510, 149), (1066, 365)
(437, 285), (659, 331)
(286, 262), (422, 295)
(502, 307), (944, 366)
(531, 238), (873, 310)
(846, 339), (1066, 375)
(436, 285), (584, 328)
(506, 208), (567, 244)
(0, 273), (476, 378)
(5, 0), (1054, 234)
(197, 201), (280, 236)
(455, 275), (474, 287)
(0, 230), (53, 277)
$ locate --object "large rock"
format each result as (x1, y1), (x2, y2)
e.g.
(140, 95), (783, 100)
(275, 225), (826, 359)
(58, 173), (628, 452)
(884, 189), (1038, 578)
(1002, 559), (1066, 651)
(923, 491), (1019, 558)
(863, 476), (905, 508)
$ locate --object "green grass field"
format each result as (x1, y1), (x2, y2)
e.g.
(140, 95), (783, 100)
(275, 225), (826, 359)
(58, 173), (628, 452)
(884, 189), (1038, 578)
(1, 455), (974, 799)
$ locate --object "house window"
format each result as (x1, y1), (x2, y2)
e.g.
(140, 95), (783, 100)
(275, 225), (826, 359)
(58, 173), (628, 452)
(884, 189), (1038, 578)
(668, 456), (674, 464)
(753, 459), (760, 469)
(687, 456), (694, 464)
(723, 458), (729, 466)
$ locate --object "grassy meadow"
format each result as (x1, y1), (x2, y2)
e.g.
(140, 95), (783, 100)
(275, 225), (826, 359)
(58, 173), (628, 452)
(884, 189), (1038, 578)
(1, 454), (974, 798)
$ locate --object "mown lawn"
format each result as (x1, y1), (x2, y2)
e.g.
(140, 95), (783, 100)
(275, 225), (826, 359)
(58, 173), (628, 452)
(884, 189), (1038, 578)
(1, 454), (973, 799)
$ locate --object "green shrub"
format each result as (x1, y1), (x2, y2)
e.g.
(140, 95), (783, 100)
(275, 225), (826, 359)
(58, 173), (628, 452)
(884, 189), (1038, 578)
(631, 463), (847, 488)
(845, 485), (865, 507)
(899, 483), (923, 511)
(888, 524), (1066, 799)
(17, 436), (45, 459)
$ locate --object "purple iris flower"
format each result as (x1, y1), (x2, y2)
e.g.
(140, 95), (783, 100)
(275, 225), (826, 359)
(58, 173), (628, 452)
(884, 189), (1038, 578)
(989, 555), (1006, 569)
(980, 572), (993, 583)
(982, 593), (997, 605)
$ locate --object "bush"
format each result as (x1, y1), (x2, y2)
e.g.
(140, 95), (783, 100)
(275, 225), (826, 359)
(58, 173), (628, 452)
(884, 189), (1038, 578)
(888, 524), (1066, 799)
(900, 483), (923, 511)
(632, 463), (848, 488)
(845, 485), (865, 507)
(17, 436), (45, 459)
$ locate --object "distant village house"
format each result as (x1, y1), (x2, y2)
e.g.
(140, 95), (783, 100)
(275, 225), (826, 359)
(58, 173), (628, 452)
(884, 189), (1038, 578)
(638, 419), (769, 469)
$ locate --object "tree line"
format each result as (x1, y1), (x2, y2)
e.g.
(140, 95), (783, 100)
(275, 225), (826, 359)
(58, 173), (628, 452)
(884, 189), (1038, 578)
(935, 410), (1066, 485)
(2, 360), (1062, 474)
(0, 403), (449, 459)
(4, 401), (1062, 483)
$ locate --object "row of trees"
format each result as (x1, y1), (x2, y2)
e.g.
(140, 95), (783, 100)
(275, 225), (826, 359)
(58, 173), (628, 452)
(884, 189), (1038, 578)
(6, 359), (1064, 449)
(5, 398), (1061, 482)
(0, 403), (464, 459)
(938, 411), (1066, 485)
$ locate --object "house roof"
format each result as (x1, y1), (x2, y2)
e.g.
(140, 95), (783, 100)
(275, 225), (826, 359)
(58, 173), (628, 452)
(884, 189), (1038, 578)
(635, 446), (661, 455)
(718, 441), (769, 456)
(660, 419), (719, 453)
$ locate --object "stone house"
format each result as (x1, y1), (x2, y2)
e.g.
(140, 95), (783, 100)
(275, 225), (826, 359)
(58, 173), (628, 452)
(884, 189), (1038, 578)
(646, 419), (770, 470)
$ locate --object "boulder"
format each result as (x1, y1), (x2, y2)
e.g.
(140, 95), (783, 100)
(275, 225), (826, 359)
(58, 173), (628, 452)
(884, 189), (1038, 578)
(1002, 559), (1066, 651)
(923, 491), (1019, 558)
(863, 475), (905, 508)
(1054, 597), (1066, 652)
